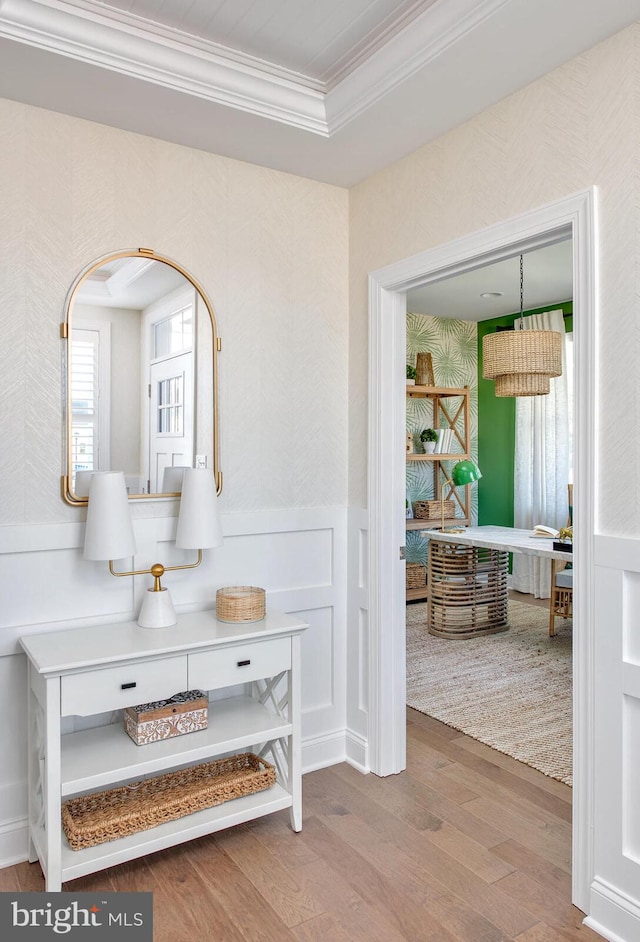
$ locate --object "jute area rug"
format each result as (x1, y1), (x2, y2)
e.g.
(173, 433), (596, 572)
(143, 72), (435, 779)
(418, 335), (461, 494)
(406, 598), (572, 785)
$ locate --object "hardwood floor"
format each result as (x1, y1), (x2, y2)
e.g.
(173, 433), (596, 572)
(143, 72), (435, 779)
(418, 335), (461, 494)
(0, 707), (596, 942)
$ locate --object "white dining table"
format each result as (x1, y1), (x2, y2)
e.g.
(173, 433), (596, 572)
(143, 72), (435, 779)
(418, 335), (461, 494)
(418, 525), (572, 638)
(420, 524), (572, 560)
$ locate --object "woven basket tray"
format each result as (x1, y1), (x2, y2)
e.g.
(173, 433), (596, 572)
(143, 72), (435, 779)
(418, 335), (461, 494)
(413, 500), (455, 520)
(216, 586), (266, 623)
(62, 753), (276, 850)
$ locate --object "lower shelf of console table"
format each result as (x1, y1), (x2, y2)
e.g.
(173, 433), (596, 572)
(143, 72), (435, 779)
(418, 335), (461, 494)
(38, 782), (293, 885)
(21, 609), (308, 892)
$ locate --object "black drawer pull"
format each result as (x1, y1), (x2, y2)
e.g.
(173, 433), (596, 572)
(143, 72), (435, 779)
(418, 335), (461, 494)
(237, 659), (251, 667)
(121, 682), (137, 690)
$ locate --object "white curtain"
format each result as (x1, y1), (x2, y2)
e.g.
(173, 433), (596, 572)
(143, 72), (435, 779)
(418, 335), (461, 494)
(511, 310), (569, 598)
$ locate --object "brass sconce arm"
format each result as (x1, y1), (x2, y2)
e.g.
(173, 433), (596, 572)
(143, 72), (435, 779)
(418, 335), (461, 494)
(109, 550), (203, 591)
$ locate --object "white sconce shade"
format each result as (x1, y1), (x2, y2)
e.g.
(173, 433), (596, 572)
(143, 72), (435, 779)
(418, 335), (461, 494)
(175, 468), (223, 550)
(162, 465), (189, 493)
(84, 472), (136, 561)
(82, 469), (221, 631)
(74, 470), (94, 497)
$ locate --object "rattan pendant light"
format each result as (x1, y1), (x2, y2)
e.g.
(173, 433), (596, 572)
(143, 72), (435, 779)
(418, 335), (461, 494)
(482, 255), (563, 396)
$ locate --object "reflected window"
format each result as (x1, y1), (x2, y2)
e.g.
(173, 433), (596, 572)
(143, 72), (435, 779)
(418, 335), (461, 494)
(153, 306), (193, 358)
(70, 322), (111, 488)
(157, 375), (184, 435)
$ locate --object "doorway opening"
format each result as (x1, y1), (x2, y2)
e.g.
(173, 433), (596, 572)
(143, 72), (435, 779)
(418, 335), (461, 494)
(366, 189), (596, 912)
(404, 239), (574, 785)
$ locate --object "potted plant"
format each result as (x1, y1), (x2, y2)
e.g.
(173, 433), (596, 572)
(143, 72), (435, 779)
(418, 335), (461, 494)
(406, 364), (417, 386)
(419, 428), (438, 453)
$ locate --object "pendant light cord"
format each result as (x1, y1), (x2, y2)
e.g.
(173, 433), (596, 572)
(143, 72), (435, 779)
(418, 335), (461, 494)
(517, 254), (524, 331)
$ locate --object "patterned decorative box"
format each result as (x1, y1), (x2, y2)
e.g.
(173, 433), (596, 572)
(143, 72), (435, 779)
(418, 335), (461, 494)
(124, 690), (208, 745)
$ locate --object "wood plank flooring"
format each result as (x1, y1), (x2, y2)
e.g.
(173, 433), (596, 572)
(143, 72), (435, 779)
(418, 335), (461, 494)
(0, 710), (597, 942)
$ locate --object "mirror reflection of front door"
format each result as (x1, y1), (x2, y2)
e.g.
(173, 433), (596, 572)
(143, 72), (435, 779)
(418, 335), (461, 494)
(149, 351), (194, 492)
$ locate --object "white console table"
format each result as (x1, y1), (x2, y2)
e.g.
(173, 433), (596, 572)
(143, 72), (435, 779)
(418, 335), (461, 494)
(21, 609), (308, 892)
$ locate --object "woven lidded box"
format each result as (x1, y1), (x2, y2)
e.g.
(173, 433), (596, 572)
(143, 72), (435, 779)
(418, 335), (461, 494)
(124, 689), (208, 745)
(413, 500), (455, 520)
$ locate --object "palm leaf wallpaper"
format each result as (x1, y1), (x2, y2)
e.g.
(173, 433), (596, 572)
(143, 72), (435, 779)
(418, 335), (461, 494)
(406, 312), (478, 564)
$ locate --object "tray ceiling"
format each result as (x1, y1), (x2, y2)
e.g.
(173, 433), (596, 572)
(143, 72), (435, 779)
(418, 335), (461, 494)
(0, 0), (638, 185)
(99, 0), (437, 86)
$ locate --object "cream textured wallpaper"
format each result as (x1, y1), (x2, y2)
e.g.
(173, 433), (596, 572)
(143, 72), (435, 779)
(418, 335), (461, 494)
(349, 24), (640, 536)
(0, 101), (349, 525)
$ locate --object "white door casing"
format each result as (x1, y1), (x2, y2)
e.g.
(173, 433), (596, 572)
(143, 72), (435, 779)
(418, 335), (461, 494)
(367, 188), (597, 915)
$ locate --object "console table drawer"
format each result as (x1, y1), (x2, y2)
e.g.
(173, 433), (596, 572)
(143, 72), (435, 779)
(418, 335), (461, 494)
(61, 656), (188, 717)
(189, 638), (291, 689)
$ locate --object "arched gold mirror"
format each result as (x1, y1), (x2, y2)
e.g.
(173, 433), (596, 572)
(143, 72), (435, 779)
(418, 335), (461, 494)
(62, 248), (221, 505)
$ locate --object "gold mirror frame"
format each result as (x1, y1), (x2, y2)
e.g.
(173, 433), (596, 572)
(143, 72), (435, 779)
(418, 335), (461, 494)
(62, 247), (221, 505)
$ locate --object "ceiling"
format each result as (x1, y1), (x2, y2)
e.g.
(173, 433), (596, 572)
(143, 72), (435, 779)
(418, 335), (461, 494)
(91, 0), (437, 86)
(406, 239), (573, 321)
(76, 256), (186, 309)
(1, 0), (639, 186)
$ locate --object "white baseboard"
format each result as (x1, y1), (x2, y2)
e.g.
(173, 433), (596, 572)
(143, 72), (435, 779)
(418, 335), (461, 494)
(302, 730), (346, 773)
(345, 729), (369, 773)
(586, 877), (640, 942)
(0, 816), (29, 871)
(583, 920), (626, 942)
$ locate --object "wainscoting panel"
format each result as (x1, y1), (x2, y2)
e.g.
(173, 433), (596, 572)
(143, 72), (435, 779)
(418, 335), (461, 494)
(213, 529), (334, 590)
(0, 545), (136, 634)
(0, 506), (347, 869)
(623, 693), (640, 865)
(586, 537), (640, 942)
(299, 606), (335, 714)
(346, 507), (369, 772)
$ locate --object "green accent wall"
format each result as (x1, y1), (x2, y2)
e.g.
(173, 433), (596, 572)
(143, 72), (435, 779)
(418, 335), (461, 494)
(477, 314), (516, 527)
(477, 301), (573, 527)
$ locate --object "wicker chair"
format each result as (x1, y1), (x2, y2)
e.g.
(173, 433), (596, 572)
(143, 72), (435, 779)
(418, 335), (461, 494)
(549, 564), (572, 636)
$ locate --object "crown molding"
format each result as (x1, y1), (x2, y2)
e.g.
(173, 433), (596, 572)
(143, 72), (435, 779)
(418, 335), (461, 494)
(321, 0), (439, 88)
(0, 0), (329, 134)
(56, 0), (327, 90)
(0, 0), (518, 139)
(326, 0), (513, 131)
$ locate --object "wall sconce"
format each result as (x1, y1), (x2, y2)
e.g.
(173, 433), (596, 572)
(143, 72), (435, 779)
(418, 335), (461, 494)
(83, 468), (223, 629)
(161, 465), (189, 494)
(440, 459), (482, 532)
(74, 470), (94, 498)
